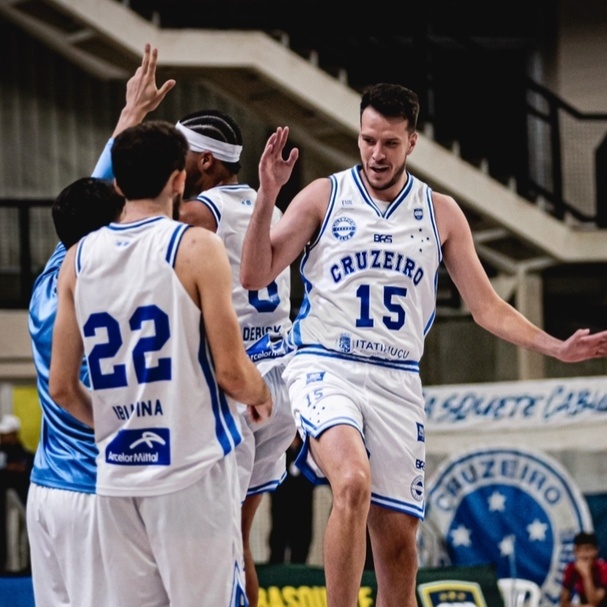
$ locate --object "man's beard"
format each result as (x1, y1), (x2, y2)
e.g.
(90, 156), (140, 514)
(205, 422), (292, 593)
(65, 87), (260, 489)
(363, 159), (406, 191)
(172, 193), (182, 220)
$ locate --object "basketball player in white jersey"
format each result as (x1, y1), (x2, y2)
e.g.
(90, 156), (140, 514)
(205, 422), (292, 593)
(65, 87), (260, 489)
(50, 121), (272, 607)
(177, 110), (296, 607)
(91, 106), (295, 607)
(27, 44), (174, 607)
(240, 84), (607, 607)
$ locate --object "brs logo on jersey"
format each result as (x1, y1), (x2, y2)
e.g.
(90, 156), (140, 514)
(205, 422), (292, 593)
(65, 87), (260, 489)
(106, 428), (170, 465)
(374, 233), (393, 243)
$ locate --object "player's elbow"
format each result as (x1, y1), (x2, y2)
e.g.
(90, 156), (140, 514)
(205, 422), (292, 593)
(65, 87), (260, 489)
(240, 268), (265, 291)
(49, 377), (70, 409)
(215, 366), (250, 399)
(49, 371), (80, 412)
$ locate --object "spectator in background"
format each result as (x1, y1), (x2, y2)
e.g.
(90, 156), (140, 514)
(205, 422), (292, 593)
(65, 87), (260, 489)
(561, 531), (607, 607)
(0, 414), (34, 506)
(268, 434), (314, 564)
(0, 413), (34, 572)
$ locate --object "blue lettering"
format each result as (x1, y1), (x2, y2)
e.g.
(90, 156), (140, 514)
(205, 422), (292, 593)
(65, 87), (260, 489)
(329, 249), (425, 286)
(342, 256), (355, 276)
(330, 264), (341, 282)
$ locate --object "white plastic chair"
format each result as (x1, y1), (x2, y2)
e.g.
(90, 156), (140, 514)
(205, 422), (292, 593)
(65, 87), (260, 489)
(498, 577), (541, 607)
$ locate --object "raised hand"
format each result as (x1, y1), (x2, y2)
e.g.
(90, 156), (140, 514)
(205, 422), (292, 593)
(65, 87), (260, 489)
(258, 126), (299, 194)
(112, 43), (176, 137)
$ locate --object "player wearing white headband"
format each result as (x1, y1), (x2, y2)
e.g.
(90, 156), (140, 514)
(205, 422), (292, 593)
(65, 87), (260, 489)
(176, 121), (243, 163)
(178, 109), (297, 607)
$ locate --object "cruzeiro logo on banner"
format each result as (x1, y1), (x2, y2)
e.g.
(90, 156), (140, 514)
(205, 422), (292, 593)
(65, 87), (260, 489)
(425, 447), (592, 606)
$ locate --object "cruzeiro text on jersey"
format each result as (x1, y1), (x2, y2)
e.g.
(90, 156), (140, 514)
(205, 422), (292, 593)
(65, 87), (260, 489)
(330, 249), (424, 284)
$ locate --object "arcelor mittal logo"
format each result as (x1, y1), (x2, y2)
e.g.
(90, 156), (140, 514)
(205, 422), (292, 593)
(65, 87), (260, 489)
(106, 428), (171, 465)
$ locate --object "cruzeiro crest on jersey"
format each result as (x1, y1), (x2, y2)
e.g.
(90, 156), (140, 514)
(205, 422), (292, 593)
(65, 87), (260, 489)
(424, 446), (593, 606)
(337, 333), (352, 353)
(331, 216), (356, 241)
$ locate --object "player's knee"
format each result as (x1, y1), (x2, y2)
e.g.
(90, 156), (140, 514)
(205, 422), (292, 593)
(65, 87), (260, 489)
(331, 467), (371, 510)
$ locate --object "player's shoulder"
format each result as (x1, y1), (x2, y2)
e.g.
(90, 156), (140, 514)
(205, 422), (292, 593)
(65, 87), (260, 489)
(178, 224), (226, 261)
(430, 190), (458, 209)
(181, 222), (221, 242)
(291, 176), (331, 216)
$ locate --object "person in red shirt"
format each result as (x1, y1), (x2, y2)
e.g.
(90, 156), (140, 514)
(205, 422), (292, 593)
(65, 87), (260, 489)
(561, 531), (607, 607)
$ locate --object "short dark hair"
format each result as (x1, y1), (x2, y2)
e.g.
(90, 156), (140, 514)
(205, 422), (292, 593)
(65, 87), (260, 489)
(360, 83), (420, 132)
(178, 109), (243, 174)
(574, 531), (598, 547)
(52, 177), (125, 249)
(112, 120), (188, 201)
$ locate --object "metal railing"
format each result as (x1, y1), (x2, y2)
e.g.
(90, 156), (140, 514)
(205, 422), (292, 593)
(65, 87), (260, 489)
(0, 200), (53, 309)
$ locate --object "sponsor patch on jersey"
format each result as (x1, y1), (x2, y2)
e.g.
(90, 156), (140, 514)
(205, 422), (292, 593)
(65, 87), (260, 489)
(241, 199), (252, 206)
(337, 333), (352, 353)
(417, 580), (488, 607)
(332, 217), (356, 241)
(414, 207), (424, 221)
(425, 447), (592, 606)
(105, 428), (170, 465)
(411, 475), (424, 502)
(417, 422), (425, 442)
(305, 371), (326, 384)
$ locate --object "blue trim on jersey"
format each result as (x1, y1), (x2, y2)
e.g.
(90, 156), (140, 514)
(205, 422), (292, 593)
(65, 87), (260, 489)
(307, 175), (338, 249)
(425, 185), (443, 265)
(216, 184), (253, 193)
(196, 195), (221, 225)
(384, 172), (414, 220)
(350, 166), (415, 219)
(108, 216), (166, 231)
(165, 224), (190, 267)
(246, 471), (287, 496)
(423, 307), (436, 337)
(301, 413), (362, 439)
(288, 271), (313, 348)
(75, 238), (85, 275)
(295, 416), (364, 487)
(371, 492), (425, 519)
(294, 435), (329, 487)
(230, 561), (249, 607)
(423, 185), (441, 335)
(293, 345), (420, 372)
(197, 336), (242, 455)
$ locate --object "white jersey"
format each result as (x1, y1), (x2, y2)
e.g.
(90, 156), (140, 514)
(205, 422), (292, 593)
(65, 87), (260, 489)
(290, 167), (442, 370)
(74, 216), (242, 497)
(197, 184), (292, 352)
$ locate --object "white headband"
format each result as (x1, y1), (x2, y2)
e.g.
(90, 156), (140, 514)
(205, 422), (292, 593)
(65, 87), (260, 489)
(175, 122), (242, 163)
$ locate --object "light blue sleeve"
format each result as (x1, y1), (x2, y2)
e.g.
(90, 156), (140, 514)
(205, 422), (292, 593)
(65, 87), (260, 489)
(91, 138), (114, 180)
